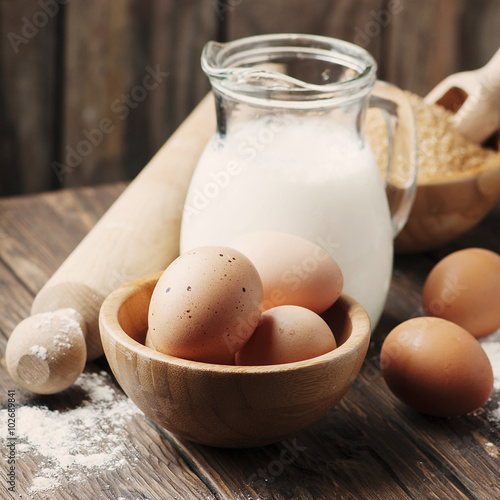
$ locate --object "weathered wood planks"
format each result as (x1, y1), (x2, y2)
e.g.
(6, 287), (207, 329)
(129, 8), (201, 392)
(0, 184), (499, 499)
(1, 0), (499, 197)
(0, 0), (60, 195)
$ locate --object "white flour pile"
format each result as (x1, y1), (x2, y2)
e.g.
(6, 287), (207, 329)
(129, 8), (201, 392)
(1, 371), (142, 494)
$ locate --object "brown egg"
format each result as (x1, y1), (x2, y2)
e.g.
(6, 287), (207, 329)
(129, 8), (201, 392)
(380, 317), (494, 417)
(422, 247), (500, 338)
(146, 246), (263, 364)
(229, 231), (343, 314)
(235, 305), (337, 366)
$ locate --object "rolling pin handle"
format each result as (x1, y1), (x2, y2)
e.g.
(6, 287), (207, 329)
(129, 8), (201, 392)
(5, 308), (88, 395)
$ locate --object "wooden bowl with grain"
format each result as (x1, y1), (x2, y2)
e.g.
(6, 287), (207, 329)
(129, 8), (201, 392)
(394, 152), (500, 253)
(367, 88), (500, 254)
(99, 272), (371, 448)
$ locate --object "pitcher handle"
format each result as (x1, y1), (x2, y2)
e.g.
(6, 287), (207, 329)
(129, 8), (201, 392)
(368, 81), (418, 237)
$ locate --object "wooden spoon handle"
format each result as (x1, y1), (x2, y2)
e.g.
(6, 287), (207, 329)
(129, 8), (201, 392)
(479, 47), (500, 98)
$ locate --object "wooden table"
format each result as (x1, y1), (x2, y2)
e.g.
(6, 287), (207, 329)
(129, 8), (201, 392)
(1, 183), (499, 499)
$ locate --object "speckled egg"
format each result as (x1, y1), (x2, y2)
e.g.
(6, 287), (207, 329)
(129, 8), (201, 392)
(145, 246), (263, 364)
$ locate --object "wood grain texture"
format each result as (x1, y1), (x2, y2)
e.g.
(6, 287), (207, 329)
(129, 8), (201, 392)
(395, 154), (500, 253)
(1, 185), (500, 498)
(228, 0), (386, 65)
(3, 93), (215, 396)
(0, 368), (218, 500)
(0, 191), (218, 500)
(148, 0), (216, 147)
(1, 0), (500, 197)
(386, 0), (500, 96)
(99, 273), (370, 448)
(60, 0), (216, 190)
(61, 0), (135, 187)
(0, 0), (59, 195)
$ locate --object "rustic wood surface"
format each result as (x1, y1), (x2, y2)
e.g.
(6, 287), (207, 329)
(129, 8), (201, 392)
(3, 92), (215, 395)
(1, 0), (499, 197)
(1, 187), (500, 497)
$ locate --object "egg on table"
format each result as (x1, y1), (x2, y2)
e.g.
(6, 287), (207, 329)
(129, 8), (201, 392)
(229, 231), (343, 314)
(145, 246), (263, 364)
(422, 247), (500, 338)
(380, 316), (494, 417)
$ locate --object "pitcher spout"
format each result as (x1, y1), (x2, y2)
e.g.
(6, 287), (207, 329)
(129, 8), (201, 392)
(201, 41), (227, 74)
(200, 34), (377, 108)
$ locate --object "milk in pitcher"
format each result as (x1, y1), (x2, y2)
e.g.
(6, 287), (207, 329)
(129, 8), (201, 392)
(180, 113), (393, 325)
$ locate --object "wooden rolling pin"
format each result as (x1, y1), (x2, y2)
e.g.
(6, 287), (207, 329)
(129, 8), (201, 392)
(5, 94), (215, 394)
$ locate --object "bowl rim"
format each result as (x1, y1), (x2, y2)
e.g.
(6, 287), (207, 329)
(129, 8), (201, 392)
(416, 150), (500, 186)
(99, 272), (371, 375)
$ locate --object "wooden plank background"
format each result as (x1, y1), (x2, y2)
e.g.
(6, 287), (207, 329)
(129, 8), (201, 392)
(1, 0), (499, 197)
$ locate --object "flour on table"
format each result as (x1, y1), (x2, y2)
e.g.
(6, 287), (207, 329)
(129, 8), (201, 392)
(0, 371), (142, 495)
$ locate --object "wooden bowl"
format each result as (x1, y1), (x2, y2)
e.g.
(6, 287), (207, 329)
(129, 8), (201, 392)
(99, 272), (371, 448)
(395, 152), (500, 253)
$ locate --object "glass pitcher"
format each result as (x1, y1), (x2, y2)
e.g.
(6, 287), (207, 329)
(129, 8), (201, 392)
(180, 34), (417, 327)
